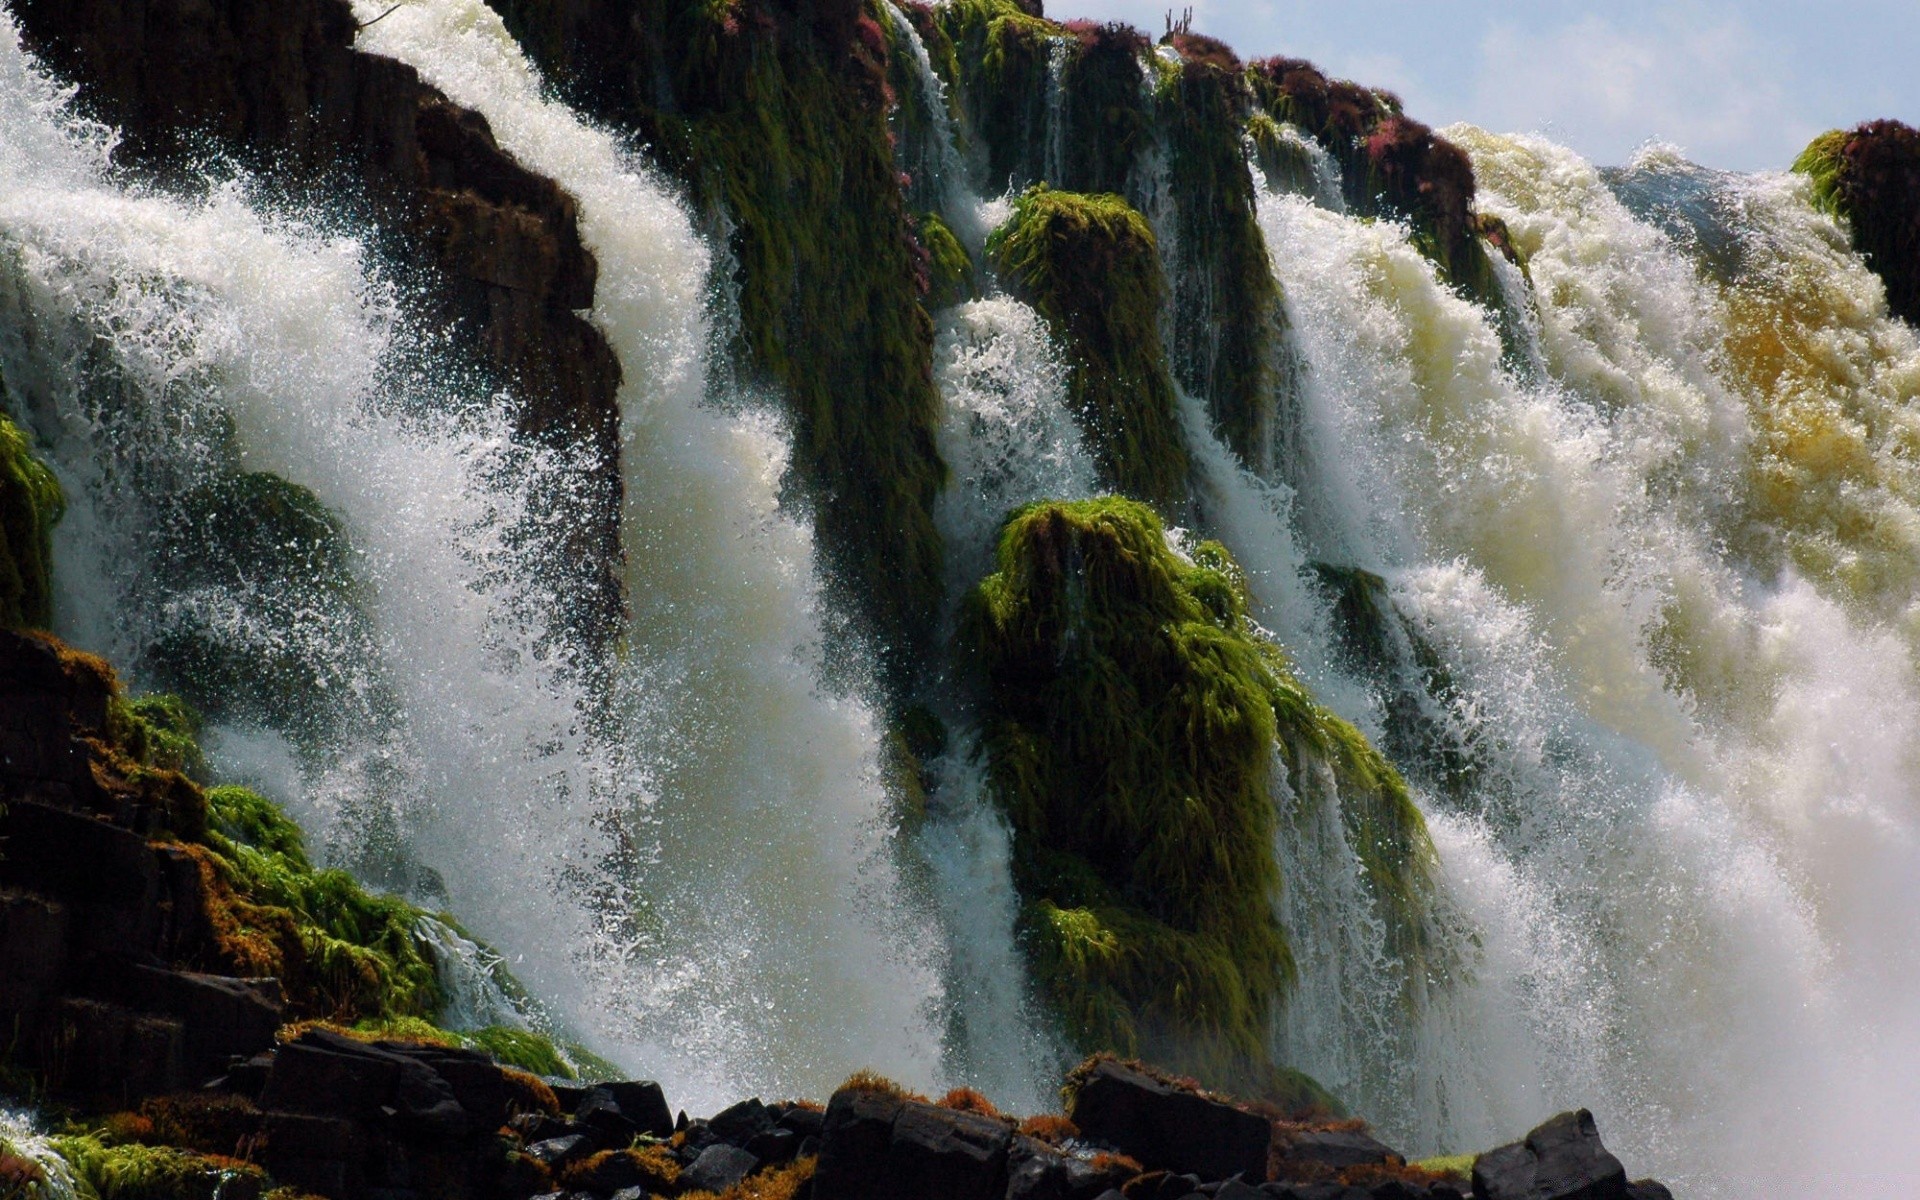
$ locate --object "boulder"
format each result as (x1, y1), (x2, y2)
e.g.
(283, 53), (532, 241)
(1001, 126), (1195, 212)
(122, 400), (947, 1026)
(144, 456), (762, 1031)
(259, 1028), (471, 1140)
(1625, 1184), (1673, 1200)
(814, 1088), (906, 1199)
(1276, 1129), (1397, 1172)
(888, 1101), (1013, 1199)
(1472, 1111), (1626, 1200)
(575, 1087), (640, 1147)
(710, 1097), (774, 1145)
(603, 1080), (675, 1138)
(813, 1087), (1014, 1200)
(683, 1144), (760, 1194)
(1069, 1060), (1272, 1183)
(112, 965), (284, 1080)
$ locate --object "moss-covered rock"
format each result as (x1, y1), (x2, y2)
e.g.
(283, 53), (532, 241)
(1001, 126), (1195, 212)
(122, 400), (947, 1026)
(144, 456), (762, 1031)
(916, 211), (976, 309)
(1149, 45), (1290, 464)
(0, 394), (63, 630)
(987, 189), (1190, 511)
(962, 498), (1432, 1089)
(1248, 58), (1504, 305)
(1794, 121), (1920, 325)
(46, 1135), (264, 1200)
(487, 0), (948, 689)
(935, 0), (1064, 190)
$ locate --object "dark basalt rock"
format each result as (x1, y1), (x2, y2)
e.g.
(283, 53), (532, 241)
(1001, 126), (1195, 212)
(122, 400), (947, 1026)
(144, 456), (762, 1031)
(1472, 1110), (1628, 1200)
(814, 1086), (1015, 1200)
(683, 1143), (761, 1193)
(1276, 1128), (1397, 1172)
(1069, 1059), (1272, 1184)
(602, 1079), (675, 1139)
(1624, 1182), (1674, 1200)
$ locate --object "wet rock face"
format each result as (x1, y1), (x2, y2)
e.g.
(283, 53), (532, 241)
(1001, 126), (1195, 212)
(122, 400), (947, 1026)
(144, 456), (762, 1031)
(1472, 1109), (1627, 1200)
(10, 0), (625, 643)
(1067, 1059), (1272, 1185)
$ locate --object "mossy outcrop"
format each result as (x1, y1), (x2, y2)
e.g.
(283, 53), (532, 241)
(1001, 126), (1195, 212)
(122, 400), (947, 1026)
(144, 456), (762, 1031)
(1794, 121), (1920, 325)
(487, 0), (948, 686)
(0, 404), (62, 631)
(962, 498), (1432, 1091)
(987, 189), (1189, 512)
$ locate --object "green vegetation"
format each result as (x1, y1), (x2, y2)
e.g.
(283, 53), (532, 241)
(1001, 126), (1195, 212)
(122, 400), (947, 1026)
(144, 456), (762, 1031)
(45, 1136), (262, 1200)
(916, 211), (975, 309)
(1794, 130), (1852, 220)
(0, 401), (63, 631)
(963, 498), (1433, 1090)
(1792, 122), (1920, 325)
(935, 0), (1062, 189)
(1150, 49), (1290, 463)
(988, 189), (1190, 511)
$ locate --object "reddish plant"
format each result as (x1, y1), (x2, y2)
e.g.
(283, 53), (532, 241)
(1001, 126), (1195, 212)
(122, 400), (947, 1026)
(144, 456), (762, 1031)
(1166, 31), (1240, 72)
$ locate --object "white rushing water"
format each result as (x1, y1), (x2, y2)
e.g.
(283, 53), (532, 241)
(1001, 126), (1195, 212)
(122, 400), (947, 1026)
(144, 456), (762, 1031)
(1248, 126), (1920, 1195)
(0, 0), (952, 1112)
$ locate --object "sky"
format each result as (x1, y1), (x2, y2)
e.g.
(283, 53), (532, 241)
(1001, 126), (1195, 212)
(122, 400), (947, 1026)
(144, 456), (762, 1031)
(1056, 0), (1920, 171)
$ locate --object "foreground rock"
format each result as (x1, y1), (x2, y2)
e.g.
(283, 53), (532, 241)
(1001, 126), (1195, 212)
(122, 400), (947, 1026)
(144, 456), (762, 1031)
(1067, 1058), (1271, 1183)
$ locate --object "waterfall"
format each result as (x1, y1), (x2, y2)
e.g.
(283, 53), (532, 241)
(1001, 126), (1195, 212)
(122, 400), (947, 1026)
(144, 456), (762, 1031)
(348, 0), (949, 1107)
(1246, 124), (1920, 1194)
(0, 0), (951, 1113)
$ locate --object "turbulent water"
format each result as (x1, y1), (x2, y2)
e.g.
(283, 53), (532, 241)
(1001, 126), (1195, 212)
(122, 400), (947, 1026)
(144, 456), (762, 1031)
(8, 2), (1920, 1195)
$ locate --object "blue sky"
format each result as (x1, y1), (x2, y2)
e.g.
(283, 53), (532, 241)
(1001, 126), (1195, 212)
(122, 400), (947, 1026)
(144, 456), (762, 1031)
(1057, 0), (1920, 171)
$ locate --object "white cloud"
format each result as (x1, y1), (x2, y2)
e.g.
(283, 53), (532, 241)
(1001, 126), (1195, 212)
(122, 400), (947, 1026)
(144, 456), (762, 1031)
(1469, 11), (1811, 169)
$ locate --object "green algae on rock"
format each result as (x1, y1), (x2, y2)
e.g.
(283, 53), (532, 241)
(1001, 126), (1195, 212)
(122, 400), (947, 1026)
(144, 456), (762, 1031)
(0, 403), (63, 631)
(962, 498), (1434, 1091)
(987, 190), (1190, 513)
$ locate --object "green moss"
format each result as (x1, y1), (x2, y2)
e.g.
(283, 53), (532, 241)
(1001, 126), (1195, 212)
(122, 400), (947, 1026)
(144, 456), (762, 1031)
(47, 1136), (262, 1200)
(1059, 24), (1153, 195)
(1150, 54), (1289, 464)
(205, 785), (312, 870)
(0, 406), (63, 631)
(1245, 113), (1318, 197)
(987, 189), (1190, 511)
(457, 1026), (575, 1078)
(1412, 1154), (1475, 1182)
(935, 0), (1063, 189)
(1791, 122), (1920, 325)
(110, 695), (207, 782)
(1794, 129), (1851, 219)
(917, 211), (975, 309)
(198, 786), (443, 1023)
(964, 499), (1433, 1086)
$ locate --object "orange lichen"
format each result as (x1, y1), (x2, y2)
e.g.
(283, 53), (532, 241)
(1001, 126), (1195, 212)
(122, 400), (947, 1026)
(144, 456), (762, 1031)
(1016, 1114), (1080, 1145)
(935, 1088), (1003, 1119)
(502, 1068), (560, 1117)
(678, 1156), (817, 1200)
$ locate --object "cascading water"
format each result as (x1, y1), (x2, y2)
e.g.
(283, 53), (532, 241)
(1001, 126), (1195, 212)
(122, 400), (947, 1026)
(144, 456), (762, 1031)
(348, 0), (957, 1106)
(1245, 121), (1920, 1194)
(0, 0), (953, 1112)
